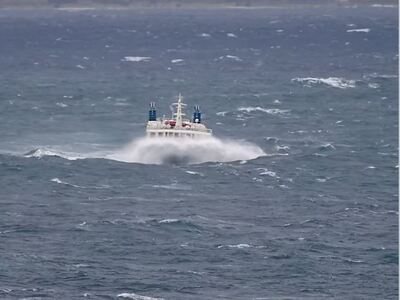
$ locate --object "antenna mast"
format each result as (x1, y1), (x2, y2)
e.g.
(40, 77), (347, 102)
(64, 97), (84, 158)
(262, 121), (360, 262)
(173, 93), (186, 128)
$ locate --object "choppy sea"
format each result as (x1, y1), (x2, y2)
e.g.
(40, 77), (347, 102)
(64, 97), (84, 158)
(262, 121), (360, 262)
(0, 5), (398, 300)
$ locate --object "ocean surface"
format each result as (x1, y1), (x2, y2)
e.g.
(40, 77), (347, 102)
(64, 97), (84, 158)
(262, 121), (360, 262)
(0, 5), (398, 300)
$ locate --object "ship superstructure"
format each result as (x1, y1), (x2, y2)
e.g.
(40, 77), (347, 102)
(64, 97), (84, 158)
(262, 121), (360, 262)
(146, 94), (212, 138)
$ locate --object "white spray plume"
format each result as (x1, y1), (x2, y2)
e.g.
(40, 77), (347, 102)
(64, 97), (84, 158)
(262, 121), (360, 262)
(108, 136), (265, 165)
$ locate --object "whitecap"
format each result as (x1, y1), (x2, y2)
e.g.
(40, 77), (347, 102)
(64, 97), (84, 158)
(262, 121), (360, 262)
(216, 111), (228, 116)
(51, 178), (64, 184)
(320, 143), (336, 150)
(342, 257), (364, 263)
(25, 148), (82, 160)
(185, 170), (204, 176)
(365, 73), (398, 79)
(218, 243), (251, 249)
(368, 83), (380, 89)
(117, 293), (164, 300)
(158, 219), (179, 224)
(171, 59), (184, 63)
(227, 33), (237, 38)
(292, 77), (356, 89)
(199, 33), (211, 38)
(346, 28), (370, 33)
(258, 168), (279, 178)
(76, 64), (85, 69)
(275, 145), (289, 151)
(218, 55), (242, 61)
(226, 55), (242, 61)
(56, 102), (68, 108)
(122, 56), (151, 62)
(371, 4), (396, 8)
(151, 183), (191, 190)
(313, 153), (327, 157)
(238, 106), (290, 115)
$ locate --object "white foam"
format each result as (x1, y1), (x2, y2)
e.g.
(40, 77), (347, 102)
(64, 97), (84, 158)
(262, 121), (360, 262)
(109, 136), (265, 165)
(276, 145), (290, 151)
(56, 102), (68, 108)
(238, 106), (290, 115)
(117, 293), (164, 300)
(158, 219), (179, 224)
(199, 33), (211, 38)
(371, 4), (396, 8)
(320, 143), (336, 150)
(151, 183), (190, 190)
(292, 77), (356, 89)
(216, 111), (228, 116)
(227, 33), (237, 38)
(51, 178), (64, 184)
(258, 168), (279, 178)
(24, 148), (83, 160)
(225, 55), (242, 61)
(218, 243), (251, 249)
(366, 73), (398, 79)
(122, 56), (151, 62)
(171, 59), (184, 63)
(218, 55), (242, 61)
(185, 170), (204, 176)
(346, 28), (370, 33)
(368, 83), (380, 89)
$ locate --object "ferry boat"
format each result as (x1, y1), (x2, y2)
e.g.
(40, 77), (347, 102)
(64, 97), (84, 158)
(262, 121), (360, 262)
(146, 94), (212, 138)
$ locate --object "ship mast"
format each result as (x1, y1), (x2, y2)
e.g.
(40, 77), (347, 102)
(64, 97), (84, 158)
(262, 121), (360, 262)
(173, 93), (186, 128)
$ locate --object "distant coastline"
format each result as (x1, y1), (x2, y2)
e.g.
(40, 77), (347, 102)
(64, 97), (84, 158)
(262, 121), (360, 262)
(0, 0), (397, 9)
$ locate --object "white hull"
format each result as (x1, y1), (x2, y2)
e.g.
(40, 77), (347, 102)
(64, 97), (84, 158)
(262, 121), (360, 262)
(147, 128), (212, 138)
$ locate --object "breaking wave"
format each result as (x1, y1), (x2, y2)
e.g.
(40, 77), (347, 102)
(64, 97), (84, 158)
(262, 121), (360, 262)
(20, 137), (265, 165)
(122, 56), (151, 62)
(24, 148), (85, 160)
(346, 28), (370, 33)
(108, 136), (265, 165)
(292, 77), (356, 89)
(117, 293), (164, 300)
(238, 106), (290, 115)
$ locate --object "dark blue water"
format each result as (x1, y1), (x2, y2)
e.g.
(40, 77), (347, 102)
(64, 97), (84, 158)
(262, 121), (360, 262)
(0, 5), (398, 299)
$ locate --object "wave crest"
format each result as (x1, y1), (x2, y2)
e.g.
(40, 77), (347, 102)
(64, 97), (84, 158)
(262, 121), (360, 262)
(292, 77), (356, 89)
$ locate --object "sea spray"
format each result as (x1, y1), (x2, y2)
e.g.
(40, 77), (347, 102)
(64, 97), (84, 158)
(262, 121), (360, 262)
(108, 136), (265, 165)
